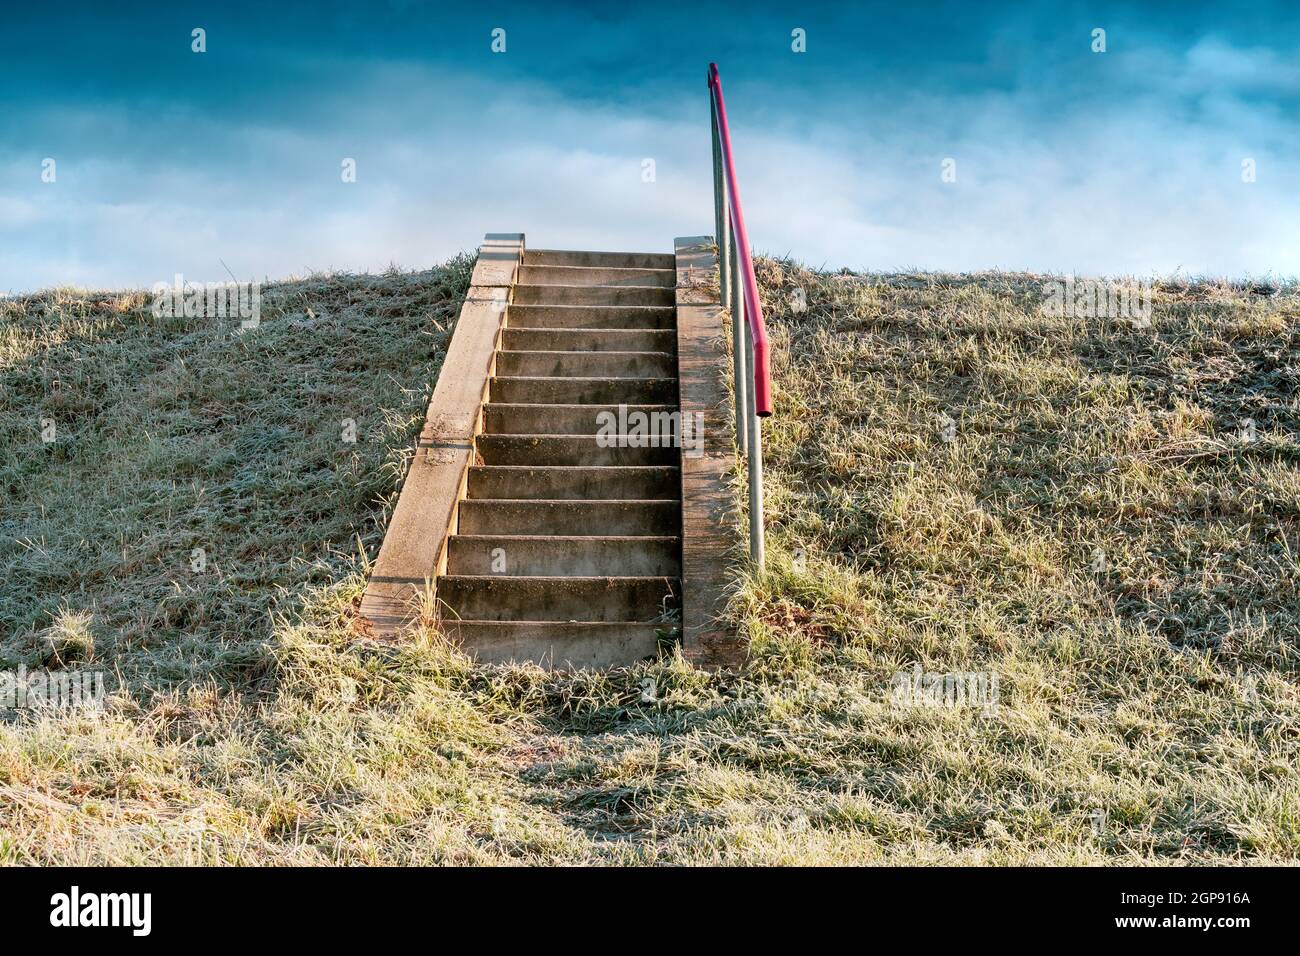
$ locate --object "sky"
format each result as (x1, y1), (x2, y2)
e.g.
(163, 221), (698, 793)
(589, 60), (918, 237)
(1, 0), (1298, 292)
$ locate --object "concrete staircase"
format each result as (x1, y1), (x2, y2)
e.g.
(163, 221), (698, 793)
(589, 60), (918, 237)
(437, 248), (683, 667)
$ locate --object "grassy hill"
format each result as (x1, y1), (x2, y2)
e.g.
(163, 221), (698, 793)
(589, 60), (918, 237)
(1, 257), (1297, 864)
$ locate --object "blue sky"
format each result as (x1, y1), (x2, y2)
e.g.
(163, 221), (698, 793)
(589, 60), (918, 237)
(2, 0), (1298, 292)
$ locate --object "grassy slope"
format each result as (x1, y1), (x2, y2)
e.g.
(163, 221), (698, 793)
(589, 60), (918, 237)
(0, 259), (1297, 864)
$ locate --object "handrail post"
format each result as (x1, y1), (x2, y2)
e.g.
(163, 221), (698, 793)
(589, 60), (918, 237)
(709, 95), (729, 314)
(745, 324), (765, 569)
(728, 218), (748, 455)
(711, 97), (746, 455)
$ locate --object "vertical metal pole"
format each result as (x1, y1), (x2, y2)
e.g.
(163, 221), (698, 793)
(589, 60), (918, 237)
(709, 97), (729, 313)
(729, 217), (748, 455)
(712, 95), (745, 456)
(744, 322), (765, 569)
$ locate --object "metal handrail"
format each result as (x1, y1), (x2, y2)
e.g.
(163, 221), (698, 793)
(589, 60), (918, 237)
(708, 63), (772, 417)
(708, 62), (768, 568)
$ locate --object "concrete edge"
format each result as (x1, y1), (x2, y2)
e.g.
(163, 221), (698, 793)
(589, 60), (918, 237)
(357, 233), (524, 639)
(674, 235), (745, 669)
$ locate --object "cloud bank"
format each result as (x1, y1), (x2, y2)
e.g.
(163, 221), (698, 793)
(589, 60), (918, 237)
(1, 11), (1298, 291)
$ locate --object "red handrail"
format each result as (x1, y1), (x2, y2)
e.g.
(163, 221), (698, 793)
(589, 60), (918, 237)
(708, 63), (772, 417)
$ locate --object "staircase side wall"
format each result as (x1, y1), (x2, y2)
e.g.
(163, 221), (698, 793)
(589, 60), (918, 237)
(674, 236), (745, 668)
(357, 233), (524, 638)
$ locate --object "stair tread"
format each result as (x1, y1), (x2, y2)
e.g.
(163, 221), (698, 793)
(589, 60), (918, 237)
(524, 250), (673, 266)
(479, 432), (678, 438)
(508, 307), (672, 312)
(505, 327), (675, 335)
(507, 305), (673, 312)
(471, 464), (679, 470)
(513, 284), (674, 306)
(444, 621), (676, 629)
(514, 283), (672, 291)
(502, 328), (676, 350)
(475, 433), (679, 465)
(451, 534), (680, 541)
(498, 349), (674, 357)
(442, 574), (679, 581)
(496, 352), (676, 377)
(438, 573), (679, 623)
(446, 533), (681, 576)
(521, 263), (673, 273)
(464, 498), (677, 505)
(506, 325), (672, 330)
(520, 265), (672, 272)
(503, 305), (675, 330)
(457, 499), (679, 534)
(485, 402), (676, 409)
(517, 265), (675, 287)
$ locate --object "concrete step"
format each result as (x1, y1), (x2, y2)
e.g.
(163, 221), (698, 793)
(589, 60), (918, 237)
(513, 284), (674, 308)
(439, 620), (669, 669)
(488, 374), (681, 403)
(496, 350), (676, 378)
(457, 499), (679, 535)
(517, 265), (675, 288)
(502, 328), (676, 353)
(438, 575), (679, 622)
(506, 305), (674, 330)
(483, 403), (678, 435)
(446, 535), (681, 576)
(466, 465), (680, 500)
(524, 249), (674, 270)
(490, 376), (678, 405)
(476, 434), (679, 466)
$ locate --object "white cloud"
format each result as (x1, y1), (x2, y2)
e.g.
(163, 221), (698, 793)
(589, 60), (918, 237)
(2, 43), (1298, 292)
